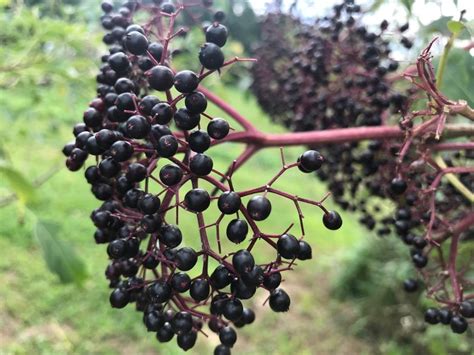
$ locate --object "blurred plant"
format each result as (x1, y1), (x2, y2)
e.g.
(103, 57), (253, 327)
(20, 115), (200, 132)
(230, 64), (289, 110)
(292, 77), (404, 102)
(251, 0), (474, 337)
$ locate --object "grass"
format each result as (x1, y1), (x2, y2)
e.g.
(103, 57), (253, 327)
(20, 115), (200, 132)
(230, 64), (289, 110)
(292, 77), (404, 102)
(0, 77), (374, 354)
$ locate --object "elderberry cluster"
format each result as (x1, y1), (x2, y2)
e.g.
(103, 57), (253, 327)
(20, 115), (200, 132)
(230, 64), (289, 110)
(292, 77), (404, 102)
(63, 1), (342, 352)
(252, 0), (414, 235)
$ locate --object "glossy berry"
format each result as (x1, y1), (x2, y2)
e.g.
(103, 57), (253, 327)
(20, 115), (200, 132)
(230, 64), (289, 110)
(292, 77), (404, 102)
(424, 308), (440, 324)
(188, 130), (211, 153)
(148, 281), (172, 303)
(147, 42), (164, 62)
(450, 316), (468, 334)
(214, 345), (231, 355)
(226, 219), (248, 244)
(199, 42), (225, 70)
(206, 24), (228, 47)
(403, 278), (418, 293)
(175, 247), (198, 271)
(207, 118), (229, 139)
(322, 210), (343, 230)
(177, 331), (197, 351)
(138, 95), (160, 116)
(247, 195), (271, 221)
(412, 253), (428, 268)
(189, 154), (213, 176)
(126, 115), (150, 139)
(125, 31), (148, 55)
(390, 177), (407, 195)
(110, 288), (130, 308)
(232, 249), (255, 274)
(438, 309), (452, 325)
(185, 92), (208, 114)
(277, 234), (300, 259)
(108, 52), (130, 73)
(138, 194), (161, 214)
(190, 278), (210, 301)
(156, 323), (174, 342)
(151, 102), (173, 124)
(184, 188), (210, 212)
(143, 311), (164, 331)
(269, 288), (290, 312)
(159, 224), (182, 248)
(459, 301), (474, 318)
(223, 298), (244, 321)
(99, 157), (121, 178)
(174, 108), (200, 130)
(174, 70), (199, 93)
(156, 135), (178, 157)
(218, 191), (241, 214)
(219, 326), (237, 347)
(126, 163), (147, 182)
(110, 140), (134, 162)
(297, 240), (312, 260)
(210, 265), (232, 289)
(161, 2), (175, 14)
(147, 65), (174, 91)
(159, 164), (183, 186)
(298, 150), (324, 172)
(172, 311), (193, 334)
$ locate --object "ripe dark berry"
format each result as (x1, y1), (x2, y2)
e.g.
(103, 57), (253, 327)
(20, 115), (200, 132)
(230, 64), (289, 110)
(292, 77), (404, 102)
(161, 2), (175, 14)
(175, 247), (198, 271)
(147, 42), (164, 62)
(269, 288), (290, 312)
(138, 95), (160, 116)
(226, 219), (248, 244)
(108, 52), (130, 73)
(95, 129), (117, 149)
(83, 108), (102, 127)
(174, 108), (200, 130)
(185, 92), (208, 114)
(459, 301), (474, 318)
(177, 331), (197, 351)
(218, 191), (241, 214)
(241, 265), (263, 287)
(110, 288), (130, 308)
(247, 195), (272, 221)
(114, 78), (136, 94)
(189, 153), (213, 176)
(151, 102), (173, 124)
(188, 130), (211, 153)
(214, 345), (231, 355)
(223, 298), (244, 321)
(190, 278), (210, 301)
(147, 65), (174, 91)
(156, 134), (178, 157)
(156, 323), (174, 342)
(322, 210), (343, 230)
(219, 326), (237, 347)
(297, 240), (312, 260)
(174, 70), (199, 93)
(231, 278), (256, 299)
(298, 150), (324, 172)
(232, 249), (255, 274)
(99, 157), (121, 178)
(63, 142), (75, 156)
(148, 281), (172, 303)
(138, 193), (161, 214)
(126, 115), (150, 139)
(159, 164), (183, 186)
(438, 309), (453, 325)
(184, 188), (211, 212)
(159, 224), (182, 248)
(206, 24), (228, 47)
(450, 316), (468, 334)
(110, 140), (134, 162)
(210, 265), (232, 289)
(126, 163), (147, 182)
(85, 166), (101, 184)
(124, 188), (144, 208)
(125, 31), (148, 55)
(115, 92), (135, 111)
(207, 118), (229, 139)
(390, 177), (407, 195)
(424, 308), (440, 324)
(143, 254), (160, 269)
(86, 136), (105, 155)
(107, 239), (126, 259)
(403, 278), (418, 292)
(412, 253), (428, 268)
(214, 10), (225, 22)
(101, 1), (113, 13)
(199, 42), (225, 70)
(143, 310), (165, 331)
(242, 308), (255, 324)
(172, 311), (193, 334)
(277, 234), (300, 259)
(171, 272), (191, 293)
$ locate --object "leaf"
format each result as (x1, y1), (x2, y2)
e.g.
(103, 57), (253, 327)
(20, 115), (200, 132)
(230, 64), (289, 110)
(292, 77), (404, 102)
(447, 20), (465, 36)
(465, 20), (474, 36)
(0, 162), (37, 205)
(34, 220), (88, 285)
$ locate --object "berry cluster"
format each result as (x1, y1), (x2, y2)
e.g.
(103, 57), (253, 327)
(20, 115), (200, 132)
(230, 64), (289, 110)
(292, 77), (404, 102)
(63, 1), (342, 352)
(251, 1), (414, 235)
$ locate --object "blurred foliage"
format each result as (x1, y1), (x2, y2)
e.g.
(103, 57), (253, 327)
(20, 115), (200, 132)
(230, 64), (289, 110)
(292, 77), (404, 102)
(332, 236), (474, 354)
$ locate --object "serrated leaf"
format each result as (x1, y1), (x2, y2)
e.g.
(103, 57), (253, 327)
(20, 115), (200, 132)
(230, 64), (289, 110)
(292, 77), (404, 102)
(447, 20), (464, 35)
(34, 220), (88, 285)
(0, 162), (37, 205)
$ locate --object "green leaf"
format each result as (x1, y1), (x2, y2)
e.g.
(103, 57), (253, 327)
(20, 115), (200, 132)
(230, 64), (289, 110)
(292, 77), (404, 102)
(34, 220), (88, 285)
(465, 20), (474, 36)
(447, 20), (465, 36)
(0, 162), (37, 205)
